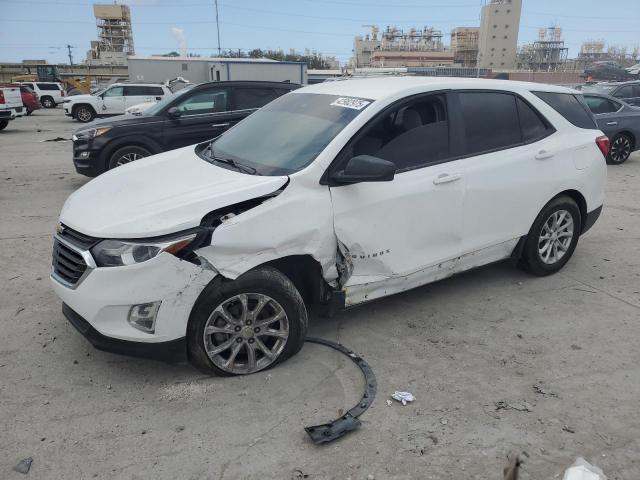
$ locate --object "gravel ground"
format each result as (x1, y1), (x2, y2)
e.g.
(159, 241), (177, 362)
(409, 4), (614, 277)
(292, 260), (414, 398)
(1, 108), (639, 479)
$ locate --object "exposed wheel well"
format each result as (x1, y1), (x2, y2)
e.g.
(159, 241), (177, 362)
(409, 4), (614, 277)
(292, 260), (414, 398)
(104, 140), (159, 170)
(72, 103), (95, 115)
(257, 255), (329, 305)
(555, 189), (587, 232)
(617, 130), (636, 150)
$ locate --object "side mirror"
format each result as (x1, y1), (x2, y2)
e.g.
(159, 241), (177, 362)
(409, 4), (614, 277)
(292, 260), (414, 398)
(331, 155), (396, 184)
(167, 107), (182, 119)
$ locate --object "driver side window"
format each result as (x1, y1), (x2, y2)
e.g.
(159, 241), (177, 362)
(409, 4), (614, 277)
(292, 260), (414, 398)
(174, 88), (229, 115)
(351, 94), (449, 171)
(103, 86), (124, 97)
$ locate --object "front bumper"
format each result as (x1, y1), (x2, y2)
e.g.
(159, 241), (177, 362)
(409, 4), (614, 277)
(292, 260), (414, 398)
(63, 303), (187, 362)
(51, 246), (216, 351)
(582, 205), (602, 234)
(72, 138), (107, 177)
(63, 103), (72, 116)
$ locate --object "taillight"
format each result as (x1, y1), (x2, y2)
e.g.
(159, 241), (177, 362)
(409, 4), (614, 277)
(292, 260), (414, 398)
(61, 90), (65, 97)
(595, 135), (610, 158)
(0, 90), (4, 104)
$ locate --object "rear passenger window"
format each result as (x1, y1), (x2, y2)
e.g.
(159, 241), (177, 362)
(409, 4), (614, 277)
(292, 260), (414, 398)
(234, 88), (279, 110)
(533, 92), (597, 129)
(516, 97), (552, 142)
(124, 86), (147, 96)
(36, 83), (59, 90)
(584, 96), (620, 114)
(457, 92), (521, 155)
(613, 85), (633, 98)
(352, 94), (449, 171)
(147, 86), (165, 96)
(174, 88), (228, 115)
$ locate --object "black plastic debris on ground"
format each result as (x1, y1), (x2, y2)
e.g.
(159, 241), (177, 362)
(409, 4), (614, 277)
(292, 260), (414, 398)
(14, 457), (33, 474)
(303, 337), (377, 444)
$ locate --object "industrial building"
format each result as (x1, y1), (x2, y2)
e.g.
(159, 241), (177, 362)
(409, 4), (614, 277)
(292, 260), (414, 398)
(518, 27), (569, 72)
(477, 0), (522, 69)
(353, 26), (454, 68)
(86, 4), (135, 66)
(451, 27), (479, 67)
(127, 56), (307, 84)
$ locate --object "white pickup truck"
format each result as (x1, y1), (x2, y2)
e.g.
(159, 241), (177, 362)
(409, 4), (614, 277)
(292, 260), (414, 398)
(0, 84), (24, 130)
(63, 82), (171, 122)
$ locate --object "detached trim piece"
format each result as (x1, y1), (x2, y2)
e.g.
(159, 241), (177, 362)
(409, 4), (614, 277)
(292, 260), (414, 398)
(304, 337), (377, 444)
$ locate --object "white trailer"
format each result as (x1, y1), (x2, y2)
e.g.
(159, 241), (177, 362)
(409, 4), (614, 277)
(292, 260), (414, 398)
(128, 56), (307, 85)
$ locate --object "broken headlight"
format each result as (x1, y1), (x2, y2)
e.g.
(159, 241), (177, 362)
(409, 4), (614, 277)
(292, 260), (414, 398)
(91, 234), (196, 267)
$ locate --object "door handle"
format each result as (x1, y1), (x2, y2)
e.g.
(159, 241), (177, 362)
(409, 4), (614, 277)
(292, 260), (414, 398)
(433, 173), (462, 185)
(535, 149), (554, 160)
(211, 123), (230, 128)
(606, 121), (618, 126)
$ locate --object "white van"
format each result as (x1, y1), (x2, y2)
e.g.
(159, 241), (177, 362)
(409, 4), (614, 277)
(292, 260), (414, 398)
(51, 77), (607, 375)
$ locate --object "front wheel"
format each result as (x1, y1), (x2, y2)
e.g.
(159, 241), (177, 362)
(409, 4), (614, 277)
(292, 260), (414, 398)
(26, 108), (33, 116)
(520, 196), (581, 276)
(74, 105), (95, 123)
(607, 133), (632, 165)
(187, 267), (308, 376)
(107, 145), (151, 170)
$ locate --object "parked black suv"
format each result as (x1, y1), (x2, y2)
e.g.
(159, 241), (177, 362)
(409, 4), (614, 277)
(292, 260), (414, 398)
(72, 81), (300, 177)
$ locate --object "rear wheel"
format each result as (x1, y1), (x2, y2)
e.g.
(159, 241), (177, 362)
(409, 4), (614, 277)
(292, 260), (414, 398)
(26, 108), (33, 116)
(187, 267), (308, 376)
(607, 133), (632, 165)
(0, 120), (8, 131)
(41, 96), (55, 108)
(107, 145), (152, 170)
(74, 105), (95, 123)
(520, 196), (581, 276)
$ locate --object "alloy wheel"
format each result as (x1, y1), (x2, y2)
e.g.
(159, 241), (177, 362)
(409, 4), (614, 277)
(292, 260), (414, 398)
(115, 152), (144, 166)
(538, 209), (574, 265)
(43, 98), (54, 108)
(76, 108), (92, 122)
(609, 135), (631, 163)
(203, 293), (290, 375)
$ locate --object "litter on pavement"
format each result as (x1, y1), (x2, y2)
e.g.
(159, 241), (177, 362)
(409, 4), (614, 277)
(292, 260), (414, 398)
(391, 391), (415, 405)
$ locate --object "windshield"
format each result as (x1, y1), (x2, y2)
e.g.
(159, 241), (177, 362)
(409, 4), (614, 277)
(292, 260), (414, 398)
(201, 92), (371, 175)
(582, 84), (616, 94)
(91, 87), (107, 96)
(145, 86), (193, 116)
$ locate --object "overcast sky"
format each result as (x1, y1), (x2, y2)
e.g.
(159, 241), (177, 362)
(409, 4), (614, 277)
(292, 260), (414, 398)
(1, 0), (639, 64)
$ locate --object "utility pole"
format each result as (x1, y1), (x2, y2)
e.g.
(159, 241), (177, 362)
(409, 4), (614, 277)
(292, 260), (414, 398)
(66, 44), (74, 66)
(214, 0), (221, 56)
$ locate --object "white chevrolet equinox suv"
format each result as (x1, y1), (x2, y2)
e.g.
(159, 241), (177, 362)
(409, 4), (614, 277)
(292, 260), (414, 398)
(51, 78), (608, 376)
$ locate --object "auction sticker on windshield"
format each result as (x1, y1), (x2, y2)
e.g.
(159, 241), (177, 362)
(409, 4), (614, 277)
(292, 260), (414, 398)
(330, 97), (371, 110)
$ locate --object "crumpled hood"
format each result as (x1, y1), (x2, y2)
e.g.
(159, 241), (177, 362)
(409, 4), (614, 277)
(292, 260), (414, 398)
(60, 146), (288, 238)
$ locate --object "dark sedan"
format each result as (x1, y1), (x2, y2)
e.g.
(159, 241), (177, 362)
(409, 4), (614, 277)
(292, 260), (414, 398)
(71, 81), (300, 177)
(583, 92), (640, 164)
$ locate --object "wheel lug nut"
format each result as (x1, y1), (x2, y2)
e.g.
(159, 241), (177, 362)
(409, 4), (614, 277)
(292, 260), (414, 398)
(236, 337), (243, 343)
(254, 327), (260, 333)
(234, 326), (241, 332)
(245, 320), (252, 326)
(248, 338), (255, 344)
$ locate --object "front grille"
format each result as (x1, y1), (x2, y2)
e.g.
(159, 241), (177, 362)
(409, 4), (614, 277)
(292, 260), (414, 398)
(59, 225), (99, 249)
(52, 239), (88, 286)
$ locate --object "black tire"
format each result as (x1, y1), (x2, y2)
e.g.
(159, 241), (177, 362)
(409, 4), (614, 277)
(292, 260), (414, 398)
(607, 133), (633, 165)
(0, 120), (8, 131)
(107, 145), (152, 170)
(26, 108), (33, 116)
(41, 96), (55, 108)
(187, 267), (308, 376)
(74, 105), (95, 123)
(520, 196), (582, 276)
